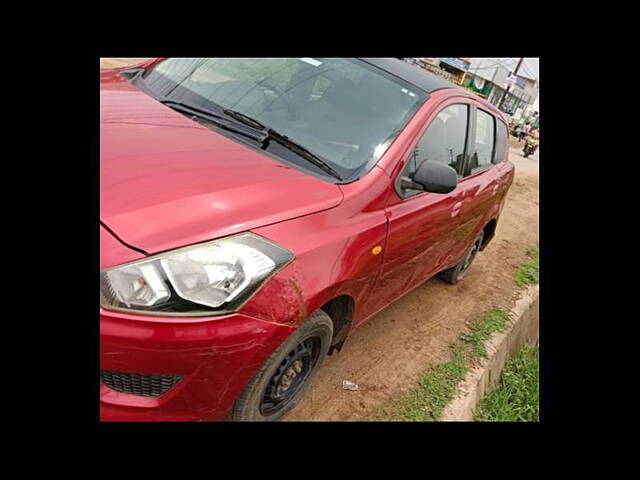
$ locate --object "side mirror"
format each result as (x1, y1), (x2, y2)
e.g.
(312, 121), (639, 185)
(403, 160), (458, 194)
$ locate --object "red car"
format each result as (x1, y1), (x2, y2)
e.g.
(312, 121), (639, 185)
(100, 58), (514, 421)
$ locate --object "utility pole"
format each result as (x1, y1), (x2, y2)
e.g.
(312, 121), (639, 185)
(498, 57), (523, 111)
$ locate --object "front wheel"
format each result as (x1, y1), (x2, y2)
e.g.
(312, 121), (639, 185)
(438, 231), (484, 285)
(229, 310), (333, 421)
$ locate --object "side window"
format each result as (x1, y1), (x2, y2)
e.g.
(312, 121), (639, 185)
(468, 109), (495, 175)
(403, 104), (469, 186)
(493, 119), (508, 164)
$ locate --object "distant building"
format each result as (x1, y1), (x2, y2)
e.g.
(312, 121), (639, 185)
(463, 58), (538, 115)
(399, 58), (471, 86)
(399, 57), (539, 118)
(436, 58), (472, 85)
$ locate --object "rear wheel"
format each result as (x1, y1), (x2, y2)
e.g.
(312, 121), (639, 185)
(438, 231), (484, 285)
(230, 310), (333, 421)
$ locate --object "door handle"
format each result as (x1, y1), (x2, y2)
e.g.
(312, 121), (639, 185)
(492, 184), (499, 195)
(451, 201), (462, 217)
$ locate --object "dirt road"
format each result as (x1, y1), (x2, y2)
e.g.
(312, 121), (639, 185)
(99, 59), (539, 420)
(285, 149), (539, 421)
(100, 58), (150, 69)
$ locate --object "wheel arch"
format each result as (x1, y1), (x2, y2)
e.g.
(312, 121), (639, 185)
(480, 217), (498, 251)
(318, 294), (355, 355)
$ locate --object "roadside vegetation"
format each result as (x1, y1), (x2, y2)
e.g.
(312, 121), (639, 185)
(473, 344), (539, 421)
(382, 243), (540, 422)
(384, 308), (510, 421)
(514, 245), (539, 287)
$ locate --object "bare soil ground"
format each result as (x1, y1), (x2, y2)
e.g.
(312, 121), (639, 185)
(100, 58), (150, 69)
(99, 59), (539, 421)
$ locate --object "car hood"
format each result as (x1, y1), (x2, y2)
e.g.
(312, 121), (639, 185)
(100, 69), (344, 254)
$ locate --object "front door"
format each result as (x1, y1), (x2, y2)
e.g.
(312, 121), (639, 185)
(370, 101), (473, 313)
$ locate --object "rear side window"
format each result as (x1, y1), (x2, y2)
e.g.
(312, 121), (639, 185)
(469, 109), (495, 175)
(405, 104), (469, 179)
(493, 119), (508, 164)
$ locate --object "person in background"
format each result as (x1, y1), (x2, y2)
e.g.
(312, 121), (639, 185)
(518, 121), (531, 142)
(523, 127), (539, 158)
(531, 127), (539, 140)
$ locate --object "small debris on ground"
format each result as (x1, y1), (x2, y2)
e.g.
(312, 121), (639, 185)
(342, 380), (360, 391)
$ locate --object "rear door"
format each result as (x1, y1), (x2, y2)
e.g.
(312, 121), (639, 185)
(492, 118), (515, 217)
(445, 105), (502, 263)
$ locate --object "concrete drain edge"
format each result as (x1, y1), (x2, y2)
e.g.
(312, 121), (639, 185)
(441, 284), (539, 421)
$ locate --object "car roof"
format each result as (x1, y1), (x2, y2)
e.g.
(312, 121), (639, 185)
(360, 58), (463, 94)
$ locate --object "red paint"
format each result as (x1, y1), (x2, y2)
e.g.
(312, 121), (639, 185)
(100, 72), (343, 255)
(100, 62), (514, 421)
(100, 308), (294, 421)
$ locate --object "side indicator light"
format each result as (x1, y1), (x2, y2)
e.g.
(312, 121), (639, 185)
(372, 246), (383, 255)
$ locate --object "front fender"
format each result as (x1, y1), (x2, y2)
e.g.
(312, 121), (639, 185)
(240, 217), (387, 329)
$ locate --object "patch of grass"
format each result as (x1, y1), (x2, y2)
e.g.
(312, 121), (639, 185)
(514, 245), (539, 287)
(378, 245), (540, 422)
(459, 307), (510, 359)
(384, 308), (510, 421)
(473, 344), (539, 421)
(389, 345), (467, 421)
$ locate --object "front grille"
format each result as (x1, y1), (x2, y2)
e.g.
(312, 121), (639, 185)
(101, 370), (183, 397)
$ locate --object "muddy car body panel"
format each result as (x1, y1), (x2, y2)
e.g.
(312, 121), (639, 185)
(100, 58), (514, 421)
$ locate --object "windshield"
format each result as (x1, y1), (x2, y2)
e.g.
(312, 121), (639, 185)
(139, 58), (428, 181)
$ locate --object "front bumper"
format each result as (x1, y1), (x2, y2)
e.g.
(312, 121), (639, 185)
(100, 308), (294, 421)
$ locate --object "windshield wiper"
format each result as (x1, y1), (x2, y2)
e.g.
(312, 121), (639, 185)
(263, 129), (343, 181)
(160, 100), (268, 143)
(119, 67), (145, 81)
(163, 101), (342, 181)
(223, 109), (342, 180)
(223, 109), (268, 130)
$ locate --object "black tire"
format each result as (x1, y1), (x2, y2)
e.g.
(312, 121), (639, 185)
(438, 231), (484, 285)
(229, 310), (333, 421)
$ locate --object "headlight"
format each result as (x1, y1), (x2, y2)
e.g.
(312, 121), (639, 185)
(100, 233), (293, 316)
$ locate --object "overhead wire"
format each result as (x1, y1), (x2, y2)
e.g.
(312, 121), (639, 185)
(466, 58), (515, 71)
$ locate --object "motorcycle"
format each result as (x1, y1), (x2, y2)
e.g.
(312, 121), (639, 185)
(523, 136), (538, 158)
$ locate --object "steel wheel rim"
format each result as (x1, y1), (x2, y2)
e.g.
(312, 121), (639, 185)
(259, 336), (322, 416)
(458, 239), (480, 279)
